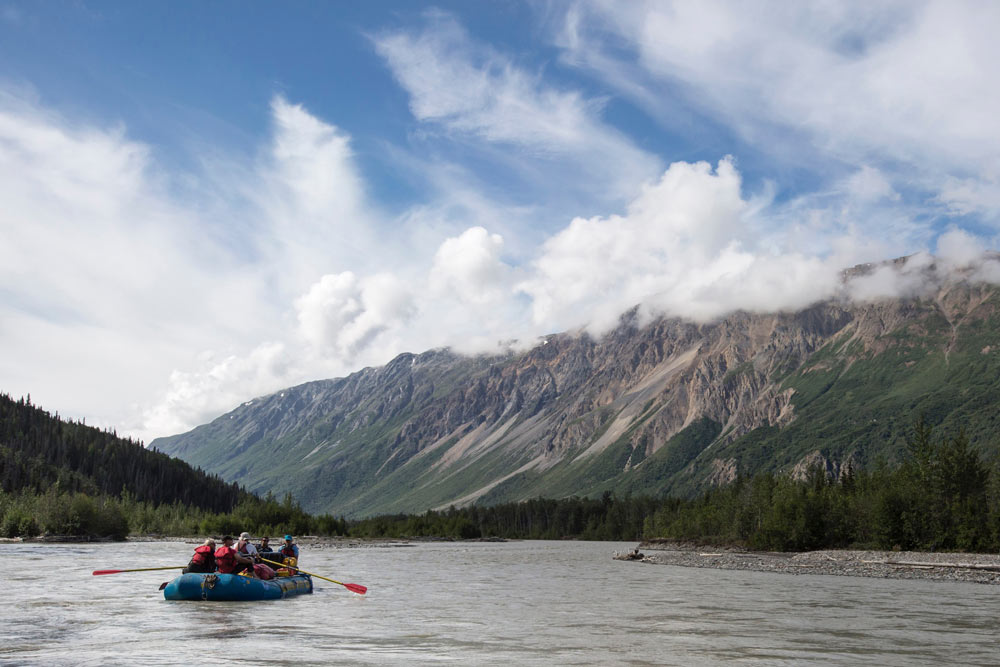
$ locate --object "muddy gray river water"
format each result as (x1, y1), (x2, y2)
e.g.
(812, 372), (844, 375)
(2, 540), (997, 665)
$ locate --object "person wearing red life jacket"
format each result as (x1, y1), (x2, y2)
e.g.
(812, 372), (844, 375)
(183, 538), (217, 573)
(215, 535), (254, 575)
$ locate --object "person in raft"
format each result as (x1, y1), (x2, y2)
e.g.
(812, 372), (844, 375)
(183, 538), (217, 573)
(236, 531), (259, 562)
(258, 536), (274, 553)
(215, 535), (255, 575)
(279, 534), (299, 560)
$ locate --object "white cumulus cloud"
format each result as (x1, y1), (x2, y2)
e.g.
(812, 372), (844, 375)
(518, 157), (841, 330)
(429, 226), (509, 305)
(295, 271), (414, 359)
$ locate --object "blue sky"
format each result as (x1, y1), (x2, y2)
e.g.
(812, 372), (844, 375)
(2, 1), (999, 441)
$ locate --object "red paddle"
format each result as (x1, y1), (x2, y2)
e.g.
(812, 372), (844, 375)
(260, 557), (367, 595)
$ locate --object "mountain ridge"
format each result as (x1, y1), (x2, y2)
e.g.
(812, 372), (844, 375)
(152, 259), (1000, 518)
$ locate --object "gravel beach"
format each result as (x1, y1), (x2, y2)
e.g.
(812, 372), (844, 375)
(616, 539), (1000, 585)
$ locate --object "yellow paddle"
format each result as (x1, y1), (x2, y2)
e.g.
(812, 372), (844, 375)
(260, 557), (367, 595)
(93, 566), (185, 575)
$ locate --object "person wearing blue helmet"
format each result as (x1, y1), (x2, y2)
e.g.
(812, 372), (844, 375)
(279, 534), (299, 560)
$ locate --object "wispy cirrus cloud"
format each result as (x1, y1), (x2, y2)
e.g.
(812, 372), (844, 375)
(373, 10), (661, 203)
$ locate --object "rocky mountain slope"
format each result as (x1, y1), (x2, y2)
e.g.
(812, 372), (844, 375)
(152, 261), (1000, 518)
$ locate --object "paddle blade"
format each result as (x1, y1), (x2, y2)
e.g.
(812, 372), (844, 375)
(343, 583), (367, 595)
(92, 569), (122, 576)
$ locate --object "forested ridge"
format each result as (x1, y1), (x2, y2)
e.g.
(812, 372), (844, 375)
(0, 393), (344, 539)
(0, 393), (245, 511)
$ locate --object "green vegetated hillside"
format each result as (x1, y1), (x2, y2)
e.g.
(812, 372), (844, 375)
(0, 393), (344, 539)
(707, 310), (1000, 481)
(152, 266), (1000, 519)
(0, 393), (245, 511)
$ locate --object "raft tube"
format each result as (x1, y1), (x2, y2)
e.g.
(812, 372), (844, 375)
(163, 572), (313, 601)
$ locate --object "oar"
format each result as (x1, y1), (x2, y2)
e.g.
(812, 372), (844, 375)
(93, 566), (185, 576)
(260, 557), (367, 595)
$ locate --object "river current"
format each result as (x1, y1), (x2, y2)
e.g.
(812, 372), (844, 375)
(2, 539), (997, 665)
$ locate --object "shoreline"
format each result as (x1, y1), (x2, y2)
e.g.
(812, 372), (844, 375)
(11, 534), (998, 585)
(1, 535), (417, 548)
(616, 539), (1000, 585)
(1, 534), (507, 548)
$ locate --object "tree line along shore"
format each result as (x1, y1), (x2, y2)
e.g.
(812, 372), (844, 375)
(4, 391), (1000, 553)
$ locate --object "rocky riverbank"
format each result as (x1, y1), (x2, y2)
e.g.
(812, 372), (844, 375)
(616, 539), (1000, 585)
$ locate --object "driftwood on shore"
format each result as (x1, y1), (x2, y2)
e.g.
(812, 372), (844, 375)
(873, 560), (1000, 572)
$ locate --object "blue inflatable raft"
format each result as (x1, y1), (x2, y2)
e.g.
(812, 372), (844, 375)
(163, 572), (313, 601)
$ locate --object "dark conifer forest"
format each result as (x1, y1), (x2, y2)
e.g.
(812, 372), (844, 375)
(0, 393), (243, 511)
(0, 393), (329, 539)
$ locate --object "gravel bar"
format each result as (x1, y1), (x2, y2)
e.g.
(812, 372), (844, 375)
(615, 539), (1000, 585)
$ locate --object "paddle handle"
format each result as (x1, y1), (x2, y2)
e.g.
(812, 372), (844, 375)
(93, 566), (186, 575)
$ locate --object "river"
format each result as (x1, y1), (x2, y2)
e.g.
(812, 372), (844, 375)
(2, 539), (997, 665)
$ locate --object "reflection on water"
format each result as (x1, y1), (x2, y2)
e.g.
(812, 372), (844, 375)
(2, 540), (999, 665)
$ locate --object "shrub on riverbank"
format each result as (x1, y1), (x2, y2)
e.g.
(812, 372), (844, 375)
(0, 488), (349, 541)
